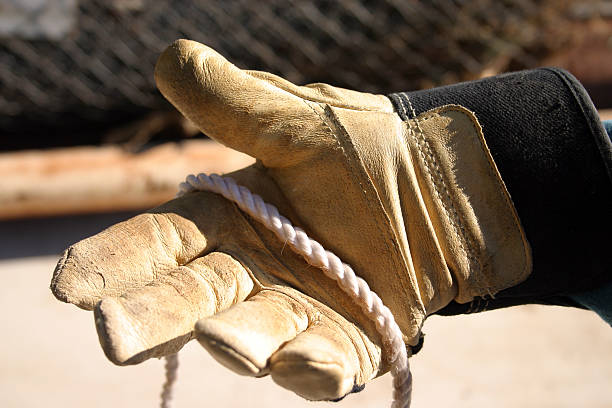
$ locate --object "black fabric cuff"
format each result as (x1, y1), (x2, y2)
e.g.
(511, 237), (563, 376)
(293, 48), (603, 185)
(389, 68), (612, 314)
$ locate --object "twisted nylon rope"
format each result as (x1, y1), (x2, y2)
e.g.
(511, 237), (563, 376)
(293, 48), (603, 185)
(160, 353), (179, 408)
(162, 173), (412, 408)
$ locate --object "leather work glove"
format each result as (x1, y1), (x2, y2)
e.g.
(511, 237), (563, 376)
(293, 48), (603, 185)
(50, 39), (531, 401)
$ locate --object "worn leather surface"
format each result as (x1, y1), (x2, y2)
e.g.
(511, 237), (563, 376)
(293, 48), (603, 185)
(50, 39), (531, 401)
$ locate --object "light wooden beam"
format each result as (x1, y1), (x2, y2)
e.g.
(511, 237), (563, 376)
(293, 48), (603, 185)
(2, 109), (610, 220)
(0, 140), (254, 220)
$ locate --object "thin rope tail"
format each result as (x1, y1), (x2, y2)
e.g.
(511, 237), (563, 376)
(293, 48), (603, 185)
(175, 173), (413, 408)
(161, 353), (179, 408)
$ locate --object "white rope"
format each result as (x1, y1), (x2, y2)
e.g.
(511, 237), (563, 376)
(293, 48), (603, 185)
(162, 173), (413, 408)
(160, 353), (179, 408)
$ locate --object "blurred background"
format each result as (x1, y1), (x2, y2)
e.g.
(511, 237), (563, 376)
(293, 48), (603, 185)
(1, 1), (611, 407)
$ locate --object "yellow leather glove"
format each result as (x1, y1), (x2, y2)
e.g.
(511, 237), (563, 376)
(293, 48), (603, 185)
(50, 39), (531, 401)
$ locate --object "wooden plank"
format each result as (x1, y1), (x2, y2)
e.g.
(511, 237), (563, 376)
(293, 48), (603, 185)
(599, 109), (612, 121)
(0, 140), (254, 220)
(2, 108), (610, 220)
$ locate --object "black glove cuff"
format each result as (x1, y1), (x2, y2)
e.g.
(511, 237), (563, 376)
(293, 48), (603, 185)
(389, 68), (612, 314)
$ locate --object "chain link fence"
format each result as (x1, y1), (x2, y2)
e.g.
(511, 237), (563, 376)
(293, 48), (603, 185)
(0, 0), (607, 149)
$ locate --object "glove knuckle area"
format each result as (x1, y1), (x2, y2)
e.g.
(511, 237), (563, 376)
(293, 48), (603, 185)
(173, 252), (255, 314)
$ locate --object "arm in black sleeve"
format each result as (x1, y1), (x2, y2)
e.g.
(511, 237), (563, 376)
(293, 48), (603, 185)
(389, 68), (612, 315)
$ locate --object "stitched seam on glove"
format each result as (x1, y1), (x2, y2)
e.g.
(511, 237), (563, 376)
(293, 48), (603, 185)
(431, 105), (532, 291)
(402, 96), (485, 293)
(394, 94), (531, 297)
(315, 102), (427, 342)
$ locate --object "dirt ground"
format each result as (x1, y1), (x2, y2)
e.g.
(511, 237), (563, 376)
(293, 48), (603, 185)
(1, 253), (610, 408)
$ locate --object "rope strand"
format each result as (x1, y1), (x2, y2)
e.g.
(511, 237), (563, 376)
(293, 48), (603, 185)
(162, 173), (413, 408)
(161, 353), (179, 408)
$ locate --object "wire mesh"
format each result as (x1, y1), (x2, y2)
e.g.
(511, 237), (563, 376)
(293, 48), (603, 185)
(0, 0), (604, 147)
